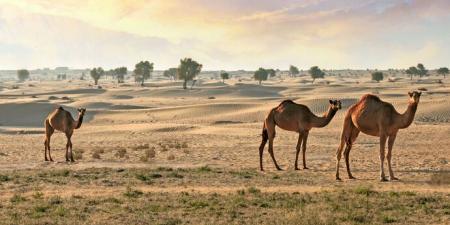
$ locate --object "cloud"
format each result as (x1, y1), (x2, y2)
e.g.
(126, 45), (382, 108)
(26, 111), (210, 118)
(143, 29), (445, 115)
(0, 0), (449, 69)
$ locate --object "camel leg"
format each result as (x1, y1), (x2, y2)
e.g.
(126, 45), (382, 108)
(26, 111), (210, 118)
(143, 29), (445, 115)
(69, 139), (74, 162)
(44, 121), (54, 161)
(387, 133), (398, 181)
(65, 132), (73, 162)
(46, 130), (54, 162)
(259, 126), (269, 171)
(379, 134), (388, 182)
(336, 116), (356, 180)
(294, 132), (304, 170)
(44, 139), (48, 161)
(265, 116), (282, 171)
(301, 131), (309, 169)
(268, 136), (282, 170)
(344, 129), (359, 179)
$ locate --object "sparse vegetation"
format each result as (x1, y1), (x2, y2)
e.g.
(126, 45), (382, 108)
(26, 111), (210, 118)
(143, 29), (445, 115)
(437, 67), (449, 79)
(220, 71), (230, 83)
(90, 67), (105, 85)
(163, 67), (178, 80)
(134, 61), (154, 86)
(177, 58), (202, 89)
(372, 71), (384, 82)
(113, 67), (127, 83)
(309, 66), (325, 83)
(289, 65), (300, 77)
(254, 67), (268, 85)
(17, 69), (30, 82)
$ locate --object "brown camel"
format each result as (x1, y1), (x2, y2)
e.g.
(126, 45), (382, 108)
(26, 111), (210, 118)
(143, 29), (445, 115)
(335, 91), (421, 181)
(259, 99), (342, 171)
(44, 106), (86, 162)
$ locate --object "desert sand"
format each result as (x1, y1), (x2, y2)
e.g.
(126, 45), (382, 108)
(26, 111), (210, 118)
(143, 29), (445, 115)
(0, 72), (448, 224)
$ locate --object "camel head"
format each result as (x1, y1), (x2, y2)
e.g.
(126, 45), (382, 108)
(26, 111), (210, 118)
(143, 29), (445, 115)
(328, 100), (342, 111)
(77, 108), (86, 116)
(408, 91), (421, 104)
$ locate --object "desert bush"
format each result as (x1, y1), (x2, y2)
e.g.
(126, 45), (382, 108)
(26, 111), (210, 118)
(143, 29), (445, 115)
(115, 148), (127, 158)
(309, 66), (325, 83)
(372, 71), (384, 82)
(254, 68), (268, 85)
(17, 69), (30, 82)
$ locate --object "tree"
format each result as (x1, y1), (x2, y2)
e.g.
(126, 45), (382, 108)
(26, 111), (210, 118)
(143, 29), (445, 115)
(289, 65), (300, 77)
(405, 66), (418, 80)
(220, 72), (230, 83)
(254, 68), (268, 85)
(134, 61), (154, 86)
(177, 58), (202, 89)
(163, 68), (178, 80)
(437, 67), (449, 79)
(309, 66), (325, 83)
(114, 67), (127, 83)
(417, 63), (428, 77)
(371, 71), (384, 83)
(17, 69), (30, 82)
(90, 67), (104, 85)
(266, 69), (276, 78)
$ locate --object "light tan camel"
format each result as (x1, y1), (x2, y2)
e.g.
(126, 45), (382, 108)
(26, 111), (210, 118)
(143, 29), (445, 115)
(259, 99), (342, 171)
(44, 106), (86, 162)
(335, 91), (421, 181)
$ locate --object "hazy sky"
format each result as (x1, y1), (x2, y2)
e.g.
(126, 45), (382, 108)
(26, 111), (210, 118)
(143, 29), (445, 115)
(0, 0), (449, 70)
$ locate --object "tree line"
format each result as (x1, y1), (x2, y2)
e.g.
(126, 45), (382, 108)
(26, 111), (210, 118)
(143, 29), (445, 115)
(15, 62), (450, 86)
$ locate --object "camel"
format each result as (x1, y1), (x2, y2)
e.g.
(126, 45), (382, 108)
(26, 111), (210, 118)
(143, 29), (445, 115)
(259, 99), (342, 171)
(335, 91), (421, 181)
(44, 106), (86, 162)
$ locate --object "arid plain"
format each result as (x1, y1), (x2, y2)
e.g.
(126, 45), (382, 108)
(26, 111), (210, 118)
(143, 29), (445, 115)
(0, 72), (448, 224)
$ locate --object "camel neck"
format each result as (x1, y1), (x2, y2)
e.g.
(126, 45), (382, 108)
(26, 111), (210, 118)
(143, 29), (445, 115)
(397, 102), (418, 129)
(312, 107), (337, 128)
(74, 114), (84, 129)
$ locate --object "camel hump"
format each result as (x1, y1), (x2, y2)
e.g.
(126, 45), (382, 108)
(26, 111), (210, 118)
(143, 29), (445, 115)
(57, 106), (64, 111)
(279, 99), (295, 106)
(360, 94), (381, 102)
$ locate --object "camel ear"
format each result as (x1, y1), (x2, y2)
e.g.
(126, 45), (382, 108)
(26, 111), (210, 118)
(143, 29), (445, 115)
(329, 100), (333, 104)
(408, 92), (413, 97)
(418, 91), (422, 96)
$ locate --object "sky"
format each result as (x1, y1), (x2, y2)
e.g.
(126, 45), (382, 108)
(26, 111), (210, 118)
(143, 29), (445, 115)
(0, 0), (449, 70)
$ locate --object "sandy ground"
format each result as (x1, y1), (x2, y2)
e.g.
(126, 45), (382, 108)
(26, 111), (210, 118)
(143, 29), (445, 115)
(0, 73), (449, 194)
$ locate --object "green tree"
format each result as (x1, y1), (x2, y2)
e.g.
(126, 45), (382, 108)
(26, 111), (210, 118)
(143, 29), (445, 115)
(437, 67), (449, 79)
(220, 72), (230, 83)
(405, 66), (418, 80)
(163, 68), (178, 80)
(17, 69), (30, 82)
(309, 66), (325, 83)
(417, 63), (428, 77)
(289, 65), (300, 77)
(177, 58), (202, 89)
(134, 61), (154, 86)
(254, 68), (268, 85)
(114, 67), (127, 83)
(266, 69), (276, 78)
(90, 67), (104, 85)
(371, 71), (384, 83)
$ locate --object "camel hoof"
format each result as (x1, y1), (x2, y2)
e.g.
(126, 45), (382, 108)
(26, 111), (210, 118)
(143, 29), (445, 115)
(380, 177), (388, 182)
(389, 177), (399, 181)
(45, 158), (49, 161)
(336, 177), (342, 181)
(294, 167), (300, 170)
(348, 176), (356, 179)
(276, 167), (283, 171)
(303, 167), (309, 170)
